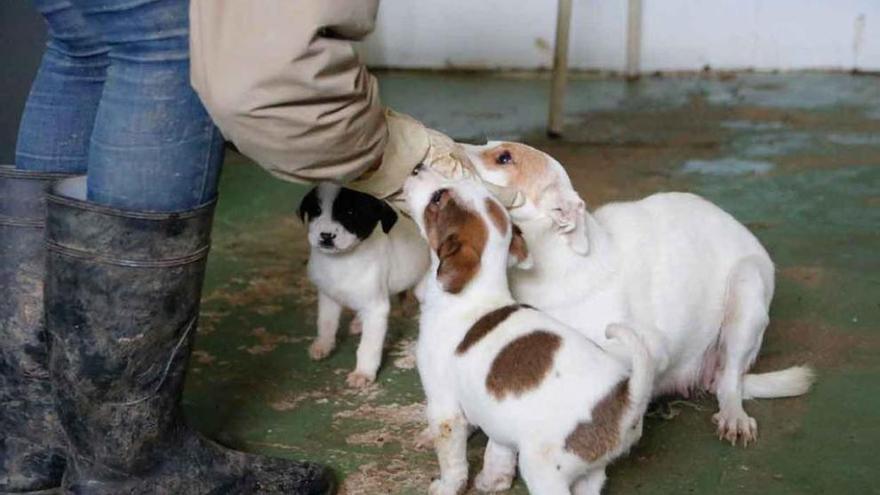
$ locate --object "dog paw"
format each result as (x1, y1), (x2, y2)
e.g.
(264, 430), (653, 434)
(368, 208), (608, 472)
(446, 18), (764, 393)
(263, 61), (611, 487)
(308, 340), (335, 360)
(348, 317), (363, 335)
(346, 370), (375, 388)
(474, 470), (514, 492)
(712, 409), (758, 447)
(429, 478), (466, 495)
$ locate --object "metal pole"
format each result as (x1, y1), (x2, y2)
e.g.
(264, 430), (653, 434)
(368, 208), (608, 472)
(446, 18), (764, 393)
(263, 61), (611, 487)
(625, 0), (643, 81)
(548, 0), (573, 138)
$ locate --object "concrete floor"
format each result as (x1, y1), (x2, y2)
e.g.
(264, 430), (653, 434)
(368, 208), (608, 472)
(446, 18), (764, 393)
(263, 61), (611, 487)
(183, 72), (880, 494)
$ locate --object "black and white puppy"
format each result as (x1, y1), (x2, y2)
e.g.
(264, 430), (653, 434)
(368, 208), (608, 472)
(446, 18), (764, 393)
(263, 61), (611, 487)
(298, 183), (431, 388)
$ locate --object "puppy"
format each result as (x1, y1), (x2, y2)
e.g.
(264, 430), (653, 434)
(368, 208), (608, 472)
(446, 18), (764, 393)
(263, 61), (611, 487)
(463, 141), (815, 445)
(298, 183), (430, 387)
(405, 169), (658, 495)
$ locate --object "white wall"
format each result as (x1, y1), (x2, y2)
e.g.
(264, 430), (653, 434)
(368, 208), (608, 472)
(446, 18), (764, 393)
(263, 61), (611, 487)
(359, 0), (880, 72)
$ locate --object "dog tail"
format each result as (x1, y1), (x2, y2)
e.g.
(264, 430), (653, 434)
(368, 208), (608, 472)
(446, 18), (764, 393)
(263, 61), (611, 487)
(605, 323), (656, 428)
(742, 365), (815, 400)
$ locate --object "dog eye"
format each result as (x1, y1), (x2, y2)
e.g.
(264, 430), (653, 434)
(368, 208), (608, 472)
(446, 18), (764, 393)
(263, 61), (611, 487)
(431, 189), (446, 205)
(496, 150), (513, 165)
(412, 163), (424, 176)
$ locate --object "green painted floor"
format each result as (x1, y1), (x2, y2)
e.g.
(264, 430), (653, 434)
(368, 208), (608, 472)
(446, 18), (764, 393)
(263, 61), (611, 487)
(183, 72), (880, 494)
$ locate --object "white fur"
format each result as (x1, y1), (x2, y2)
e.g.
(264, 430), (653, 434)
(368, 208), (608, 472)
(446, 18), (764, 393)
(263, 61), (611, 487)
(304, 184), (430, 387)
(405, 171), (658, 495)
(464, 142), (815, 446)
(742, 365), (815, 400)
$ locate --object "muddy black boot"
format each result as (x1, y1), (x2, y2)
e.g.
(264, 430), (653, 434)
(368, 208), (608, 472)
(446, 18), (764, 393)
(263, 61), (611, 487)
(0, 166), (70, 494)
(44, 177), (333, 495)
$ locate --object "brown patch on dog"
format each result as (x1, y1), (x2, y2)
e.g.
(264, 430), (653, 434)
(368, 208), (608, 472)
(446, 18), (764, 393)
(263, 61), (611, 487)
(509, 224), (529, 265)
(480, 143), (551, 189)
(565, 380), (630, 462)
(423, 188), (487, 294)
(484, 197), (508, 235)
(438, 419), (455, 440)
(456, 304), (525, 354)
(479, 143), (557, 204)
(486, 330), (561, 399)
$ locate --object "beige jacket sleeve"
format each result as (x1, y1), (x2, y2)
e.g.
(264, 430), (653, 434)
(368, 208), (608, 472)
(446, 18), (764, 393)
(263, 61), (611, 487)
(190, 0), (418, 186)
(188, 1), (522, 207)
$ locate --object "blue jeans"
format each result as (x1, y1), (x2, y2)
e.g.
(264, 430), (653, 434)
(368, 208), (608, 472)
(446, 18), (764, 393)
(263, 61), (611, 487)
(16, 0), (224, 212)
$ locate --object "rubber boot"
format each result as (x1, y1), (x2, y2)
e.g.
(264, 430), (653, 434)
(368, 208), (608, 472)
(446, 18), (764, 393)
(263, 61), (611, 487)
(0, 165), (70, 494)
(44, 177), (333, 495)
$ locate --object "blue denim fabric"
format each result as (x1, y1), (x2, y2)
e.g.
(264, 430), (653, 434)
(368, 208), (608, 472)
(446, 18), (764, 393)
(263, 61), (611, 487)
(15, 1), (106, 175)
(16, 0), (224, 212)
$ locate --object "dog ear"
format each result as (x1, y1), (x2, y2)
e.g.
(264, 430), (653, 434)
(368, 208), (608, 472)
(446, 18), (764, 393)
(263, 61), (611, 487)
(378, 200), (398, 233)
(563, 200), (590, 255)
(546, 191), (590, 256)
(436, 234), (481, 294)
(508, 224), (534, 269)
(297, 187), (320, 223)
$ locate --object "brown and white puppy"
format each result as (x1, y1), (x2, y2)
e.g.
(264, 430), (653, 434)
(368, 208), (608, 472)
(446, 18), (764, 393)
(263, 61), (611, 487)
(404, 168), (657, 495)
(462, 141), (814, 446)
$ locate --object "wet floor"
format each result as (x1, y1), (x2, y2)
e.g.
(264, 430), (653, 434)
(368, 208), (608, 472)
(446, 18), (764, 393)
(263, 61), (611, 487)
(184, 72), (880, 494)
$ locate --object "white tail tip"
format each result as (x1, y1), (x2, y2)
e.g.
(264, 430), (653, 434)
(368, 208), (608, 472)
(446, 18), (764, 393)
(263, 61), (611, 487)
(743, 365), (816, 400)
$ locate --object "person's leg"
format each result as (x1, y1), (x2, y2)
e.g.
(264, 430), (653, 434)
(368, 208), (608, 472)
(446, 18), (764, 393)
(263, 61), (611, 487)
(75, 0), (223, 211)
(42, 1), (332, 493)
(1, 2), (105, 491)
(15, 0), (107, 174)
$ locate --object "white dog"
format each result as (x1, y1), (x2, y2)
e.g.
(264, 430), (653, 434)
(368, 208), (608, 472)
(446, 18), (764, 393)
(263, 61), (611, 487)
(463, 141), (814, 446)
(405, 169), (659, 495)
(298, 183), (430, 387)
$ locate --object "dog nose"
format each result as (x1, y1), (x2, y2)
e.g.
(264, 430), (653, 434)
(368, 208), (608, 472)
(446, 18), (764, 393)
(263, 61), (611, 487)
(320, 232), (336, 242)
